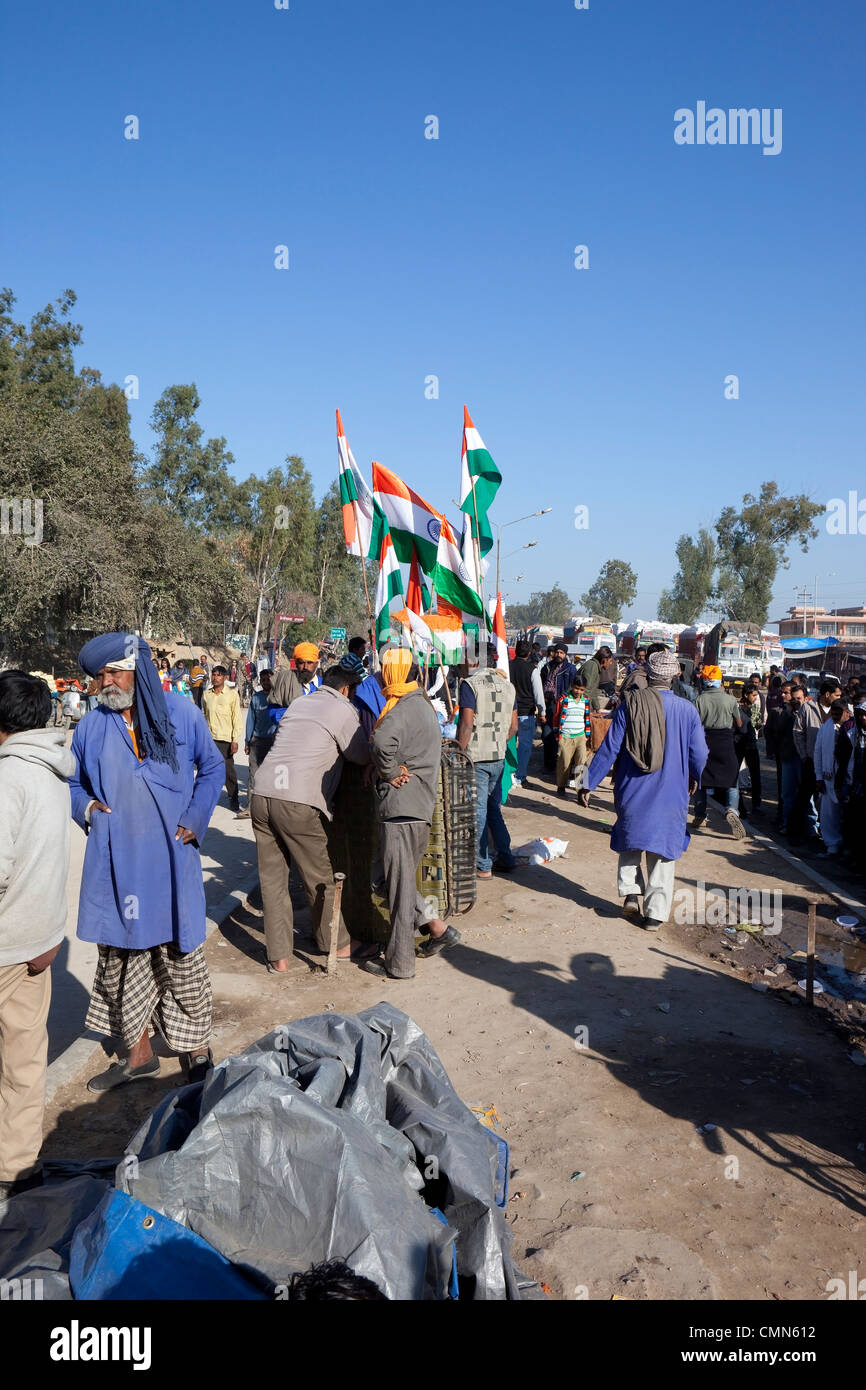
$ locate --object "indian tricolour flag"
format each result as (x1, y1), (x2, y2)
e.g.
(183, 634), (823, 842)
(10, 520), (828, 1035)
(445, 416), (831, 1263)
(433, 513), (483, 618)
(374, 521), (405, 645)
(371, 462), (441, 575)
(491, 592), (509, 673)
(337, 409), (377, 557)
(460, 405), (501, 557)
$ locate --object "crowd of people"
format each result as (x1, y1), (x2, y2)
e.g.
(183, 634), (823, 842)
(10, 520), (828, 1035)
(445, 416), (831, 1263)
(1, 624), (864, 1203)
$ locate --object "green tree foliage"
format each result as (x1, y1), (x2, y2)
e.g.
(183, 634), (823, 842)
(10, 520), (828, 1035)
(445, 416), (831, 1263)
(506, 582), (574, 630)
(144, 384), (249, 533)
(712, 483), (824, 625)
(0, 288), (377, 666)
(580, 560), (637, 623)
(313, 480), (372, 636)
(658, 529), (716, 625)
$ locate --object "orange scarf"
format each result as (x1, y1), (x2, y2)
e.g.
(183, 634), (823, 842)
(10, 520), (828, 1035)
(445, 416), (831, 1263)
(375, 650), (418, 726)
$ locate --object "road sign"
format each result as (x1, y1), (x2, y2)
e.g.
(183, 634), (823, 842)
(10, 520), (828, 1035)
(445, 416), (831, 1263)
(278, 614), (306, 624)
(330, 627), (347, 640)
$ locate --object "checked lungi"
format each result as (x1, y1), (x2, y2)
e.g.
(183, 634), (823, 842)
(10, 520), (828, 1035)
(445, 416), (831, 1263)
(85, 943), (212, 1052)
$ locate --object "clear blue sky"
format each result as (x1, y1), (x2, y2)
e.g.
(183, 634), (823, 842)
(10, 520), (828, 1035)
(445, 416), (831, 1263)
(2, 0), (864, 625)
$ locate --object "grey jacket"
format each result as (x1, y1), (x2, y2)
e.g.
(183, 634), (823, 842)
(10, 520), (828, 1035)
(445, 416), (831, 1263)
(793, 699), (828, 762)
(0, 729), (75, 966)
(253, 685), (370, 819)
(371, 689), (442, 823)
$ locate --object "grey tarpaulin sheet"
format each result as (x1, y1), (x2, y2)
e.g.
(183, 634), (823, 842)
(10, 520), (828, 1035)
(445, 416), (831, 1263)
(0, 1005), (540, 1299)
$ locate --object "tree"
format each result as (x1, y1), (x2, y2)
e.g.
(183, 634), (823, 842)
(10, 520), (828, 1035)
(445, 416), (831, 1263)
(506, 582), (574, 629)
(712, 482), (823, 625)
(144, 384), (249, 533)
(0, 291), (250, 663)
(243, 457), (319, 659)
(658, 529), (716, 625)
(313, 480), (372, 635)
(580, 560), (637, 623)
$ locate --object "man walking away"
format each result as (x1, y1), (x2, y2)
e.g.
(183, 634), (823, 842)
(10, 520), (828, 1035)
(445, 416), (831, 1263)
(510, 639), (544, 788)
(693, 665), (746, 838)
(71, 634), (224, 1091)
(458, 644), (518, 878)
(236, 669), (276, 820)
(584, 650), (708, 929)
(251, 657), (374, 970)
(0, 673), (75, 1198)
(202, 664), (244, 815)
(554, 672), (592, 799)
(362, 651), (459, 980)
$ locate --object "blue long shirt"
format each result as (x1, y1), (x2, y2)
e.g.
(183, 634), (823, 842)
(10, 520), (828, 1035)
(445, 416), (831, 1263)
(69, 698), (225, 951)
(245, 690), (278, 744)
(585, 689), (708, 860)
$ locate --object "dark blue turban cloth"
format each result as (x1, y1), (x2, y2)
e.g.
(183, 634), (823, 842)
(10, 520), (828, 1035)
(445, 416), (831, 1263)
(78, 632), (179, 771)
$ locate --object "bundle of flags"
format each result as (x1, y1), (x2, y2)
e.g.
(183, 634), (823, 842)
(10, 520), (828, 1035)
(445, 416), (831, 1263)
(337, 406), (503, 658)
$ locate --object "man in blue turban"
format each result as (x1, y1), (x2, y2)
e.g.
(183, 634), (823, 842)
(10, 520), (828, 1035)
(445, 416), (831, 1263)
(70, 632), (225, 1091)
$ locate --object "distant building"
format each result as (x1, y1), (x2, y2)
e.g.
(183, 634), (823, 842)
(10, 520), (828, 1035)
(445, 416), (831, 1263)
(774, 605), (866, 647)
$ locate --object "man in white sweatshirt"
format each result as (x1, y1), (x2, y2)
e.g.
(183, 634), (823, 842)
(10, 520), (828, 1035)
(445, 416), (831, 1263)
(0, 671), (75, 1199)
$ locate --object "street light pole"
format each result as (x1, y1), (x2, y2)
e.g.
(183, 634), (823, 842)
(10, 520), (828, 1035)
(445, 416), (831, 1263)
(495, 508), (552, 599)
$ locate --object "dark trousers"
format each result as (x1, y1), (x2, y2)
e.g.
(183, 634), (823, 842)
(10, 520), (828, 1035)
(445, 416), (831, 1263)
(247, 736), (274, 800)
(742, 746), (762, 808)
(543, 702), (557, 770)
(214, 740), (239, 809)
(192, 685), (203, 708)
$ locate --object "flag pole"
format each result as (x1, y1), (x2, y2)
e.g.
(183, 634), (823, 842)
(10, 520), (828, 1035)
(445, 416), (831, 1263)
(356, 527), (378, 671)
(468, 472), (487, 650)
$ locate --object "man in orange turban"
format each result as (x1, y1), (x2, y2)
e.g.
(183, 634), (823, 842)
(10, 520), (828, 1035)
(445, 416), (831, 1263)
(293, 643), (321, 696)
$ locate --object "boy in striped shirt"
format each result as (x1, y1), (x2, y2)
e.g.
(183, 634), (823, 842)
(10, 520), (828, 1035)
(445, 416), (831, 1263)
(554, 673), (592, 798)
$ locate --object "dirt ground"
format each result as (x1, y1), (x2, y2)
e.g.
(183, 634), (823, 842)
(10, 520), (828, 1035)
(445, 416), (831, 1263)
(43, 760), (866, 1302)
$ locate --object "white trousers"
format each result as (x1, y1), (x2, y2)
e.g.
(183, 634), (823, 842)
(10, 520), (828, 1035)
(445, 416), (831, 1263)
(617, 851), (676, 923)
(819, 791), (843, 853)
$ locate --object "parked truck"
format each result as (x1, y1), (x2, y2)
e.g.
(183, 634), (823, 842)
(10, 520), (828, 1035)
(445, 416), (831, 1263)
(618, 621), (678, 657)
(571, 617), (616, 661)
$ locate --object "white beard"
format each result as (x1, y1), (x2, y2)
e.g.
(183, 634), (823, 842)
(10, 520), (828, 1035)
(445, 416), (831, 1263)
(98, 687), (134, 711)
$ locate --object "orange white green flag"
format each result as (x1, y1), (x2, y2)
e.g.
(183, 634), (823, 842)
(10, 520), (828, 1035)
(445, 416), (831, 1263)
(492, 592), (509, 673)
(459, 405), (501, 557)
(433, 513), (483, 619)
(371, 461), (441, 575)
(374, 519), (405, 645)
(337, 409), (377, 558)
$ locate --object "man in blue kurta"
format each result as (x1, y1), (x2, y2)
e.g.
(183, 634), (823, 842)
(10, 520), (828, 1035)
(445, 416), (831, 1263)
(70, 633), (224, 1091)
(584, 649), (708, 930)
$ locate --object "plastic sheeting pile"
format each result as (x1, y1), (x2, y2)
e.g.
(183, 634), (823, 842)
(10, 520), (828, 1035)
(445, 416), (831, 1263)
(0, 1005), (541, 1300)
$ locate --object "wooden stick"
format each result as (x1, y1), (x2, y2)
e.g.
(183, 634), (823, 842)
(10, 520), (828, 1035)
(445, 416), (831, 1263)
(326, 873), (346, 975)
(805, 897), (817, 1006)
